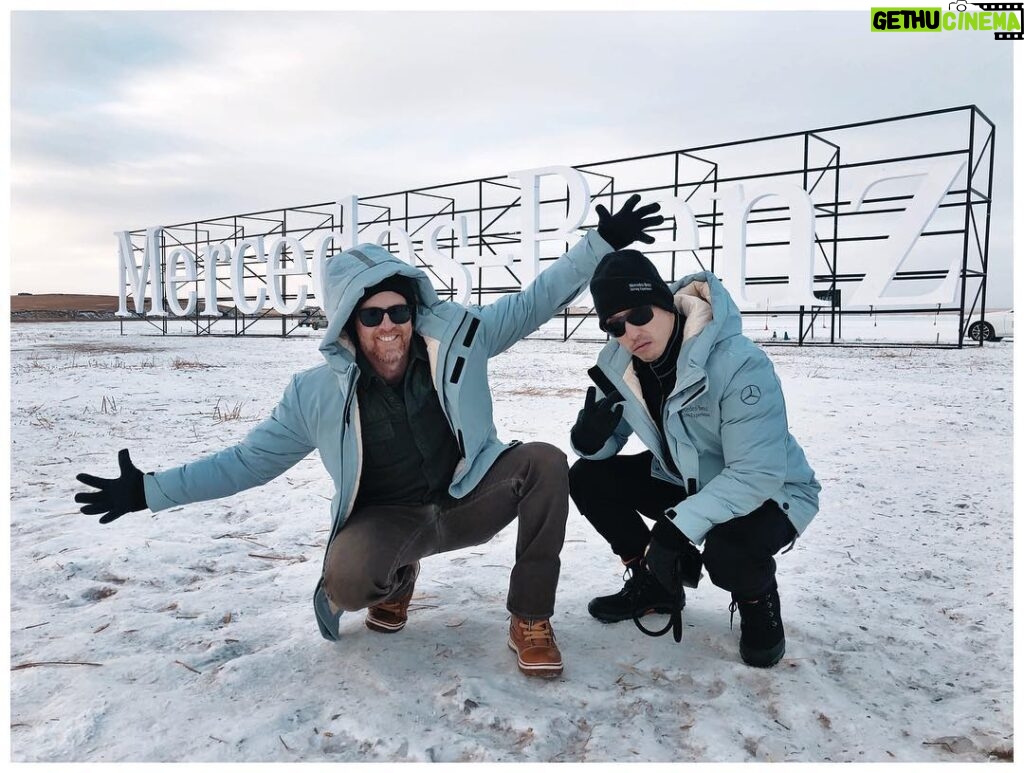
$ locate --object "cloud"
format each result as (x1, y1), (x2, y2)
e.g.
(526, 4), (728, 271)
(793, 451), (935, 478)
(9, 10), (1014, 304)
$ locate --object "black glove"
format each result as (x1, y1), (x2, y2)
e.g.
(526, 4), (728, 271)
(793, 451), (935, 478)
(596, 193), (664, 250)
(571, 386), (623, 455)
(75, 449), (148, 524)
(645, 518), (703, 593)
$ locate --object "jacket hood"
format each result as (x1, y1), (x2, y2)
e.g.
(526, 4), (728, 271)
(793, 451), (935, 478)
(669, 270), (744, 365)
(318, 243), (442, 371)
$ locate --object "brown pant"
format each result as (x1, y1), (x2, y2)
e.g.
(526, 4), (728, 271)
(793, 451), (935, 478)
(323, 442), (569, 619)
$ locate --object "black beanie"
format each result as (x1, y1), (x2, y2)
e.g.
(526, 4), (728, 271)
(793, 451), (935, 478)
(360, 274), (418, 309)
(591, 249), (675, 324)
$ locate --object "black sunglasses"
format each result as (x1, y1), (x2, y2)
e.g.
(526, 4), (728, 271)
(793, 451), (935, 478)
(602, 305), (655, 338)
(356, 304), (413, 327)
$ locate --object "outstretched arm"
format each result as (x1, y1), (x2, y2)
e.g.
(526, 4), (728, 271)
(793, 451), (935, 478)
(481, 195), (663, 356)
(75, 376), (316, 520)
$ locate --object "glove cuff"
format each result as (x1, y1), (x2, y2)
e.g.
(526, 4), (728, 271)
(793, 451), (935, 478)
(130, 471), (149, 512)
(651, 516), (690, 550)
(597, 224), (628, 251)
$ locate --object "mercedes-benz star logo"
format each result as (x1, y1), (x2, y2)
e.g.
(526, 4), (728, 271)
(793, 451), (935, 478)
(740, 385), (761, 405)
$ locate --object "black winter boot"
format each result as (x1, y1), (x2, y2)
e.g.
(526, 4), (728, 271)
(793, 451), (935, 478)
(730, 584), (785, 668)
(588, 560), (685, 623)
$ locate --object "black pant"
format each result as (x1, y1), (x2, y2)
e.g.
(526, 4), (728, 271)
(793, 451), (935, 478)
(569, 452), (796, 598)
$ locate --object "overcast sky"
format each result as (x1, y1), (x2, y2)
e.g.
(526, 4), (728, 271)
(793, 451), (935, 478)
(9, 9), (1015, 305)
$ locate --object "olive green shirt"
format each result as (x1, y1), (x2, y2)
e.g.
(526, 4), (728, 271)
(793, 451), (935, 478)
(353, 335), (461, 507)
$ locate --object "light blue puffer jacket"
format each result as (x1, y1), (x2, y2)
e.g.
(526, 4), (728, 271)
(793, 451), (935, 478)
(574, 271), (820, 545)
(143, 230), (613, 639)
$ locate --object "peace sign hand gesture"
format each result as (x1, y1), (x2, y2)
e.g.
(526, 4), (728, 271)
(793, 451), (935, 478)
(571, 386), (624, 455)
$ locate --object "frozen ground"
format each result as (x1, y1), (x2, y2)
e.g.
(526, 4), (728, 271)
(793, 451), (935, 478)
(8, 320), (1013, 762)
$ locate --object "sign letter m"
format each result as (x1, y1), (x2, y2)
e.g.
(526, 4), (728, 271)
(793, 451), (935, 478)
(115, 227), (166, 317)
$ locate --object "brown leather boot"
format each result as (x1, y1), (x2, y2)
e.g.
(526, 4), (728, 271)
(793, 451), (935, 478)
(365, 562), (419, 633)
(507, 615), (563, 678)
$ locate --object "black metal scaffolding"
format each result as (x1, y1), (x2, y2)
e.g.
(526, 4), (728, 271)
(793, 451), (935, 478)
(119, 105), (997, 347)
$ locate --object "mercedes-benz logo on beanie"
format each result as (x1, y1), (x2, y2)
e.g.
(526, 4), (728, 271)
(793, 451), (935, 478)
(590, 249), (675, 324)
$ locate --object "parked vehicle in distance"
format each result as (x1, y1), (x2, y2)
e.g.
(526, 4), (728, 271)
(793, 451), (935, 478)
(967, 308), (1013, 342)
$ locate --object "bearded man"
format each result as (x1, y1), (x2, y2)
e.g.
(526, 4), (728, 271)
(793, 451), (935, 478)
(75, 196), (663, 678)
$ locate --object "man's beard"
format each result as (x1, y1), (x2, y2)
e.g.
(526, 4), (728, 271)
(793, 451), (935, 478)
(373, 345), (406, 364)
(367, 333), (410, 365)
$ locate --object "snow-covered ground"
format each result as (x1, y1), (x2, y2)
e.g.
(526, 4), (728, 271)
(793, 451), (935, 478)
(9, 320), (1013, 762)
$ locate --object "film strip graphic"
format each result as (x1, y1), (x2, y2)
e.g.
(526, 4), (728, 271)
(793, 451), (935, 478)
(971, 2), (1024, 39)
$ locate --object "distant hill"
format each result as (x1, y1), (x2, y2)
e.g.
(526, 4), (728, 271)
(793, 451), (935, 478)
(12, 294), (121, 312)
(9, 294), (278, 322)
(10, 294), (128, 321)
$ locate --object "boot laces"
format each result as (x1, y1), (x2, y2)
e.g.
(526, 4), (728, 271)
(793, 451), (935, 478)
(729, 595), (778, 631)
(374, 597), (406, 615)
(517, 618), (555, 646)
(621, 565), (637, 596)
(622, 562), (656, 599)
(372, 585), (414, 615)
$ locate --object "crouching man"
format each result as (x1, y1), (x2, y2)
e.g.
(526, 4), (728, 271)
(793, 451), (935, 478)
(569, 250), (820, 667)
(74, 197), (662, 679)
